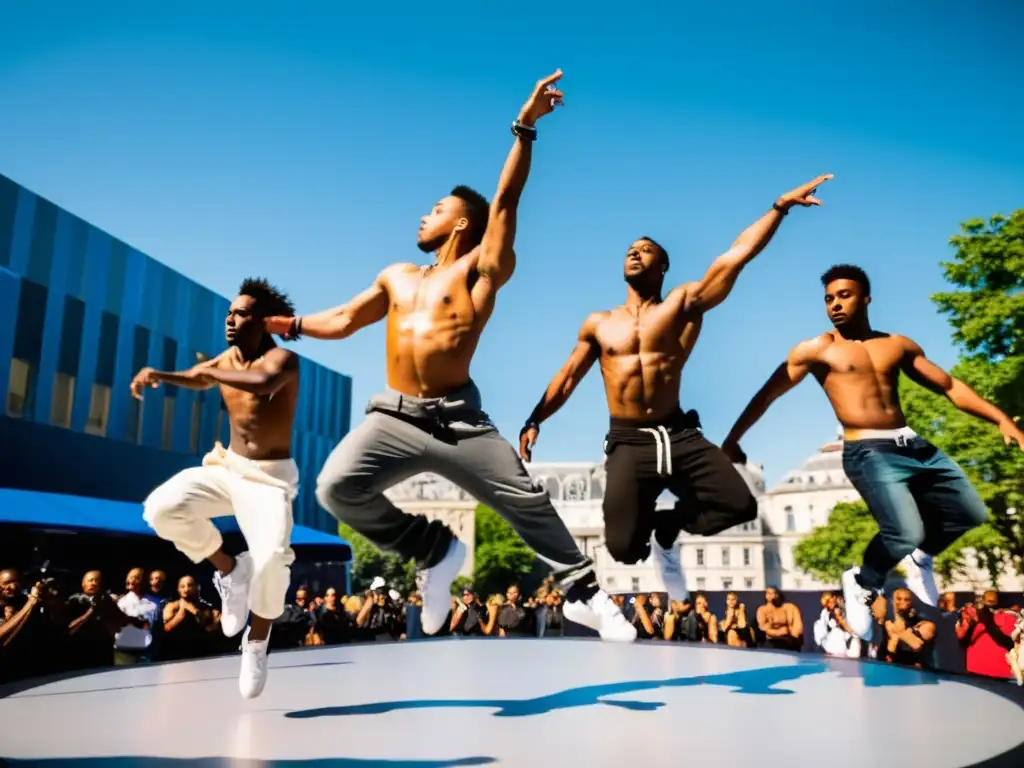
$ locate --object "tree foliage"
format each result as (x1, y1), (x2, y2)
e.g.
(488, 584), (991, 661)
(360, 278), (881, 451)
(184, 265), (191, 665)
(338, 503), (535, 599)
(471, 504), (535, 598)
(900, 210), (1024, 582)
(792, 501), (878, 585)
(338, 523), (417, 596)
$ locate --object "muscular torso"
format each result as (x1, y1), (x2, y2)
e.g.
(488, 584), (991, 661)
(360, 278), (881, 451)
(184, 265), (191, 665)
(215, 353), (298, 461)
(808, 331), (910, 433)
(382, 256), (492, 398)
(759, 604), (794, 635)
(593, 287), (702, 421)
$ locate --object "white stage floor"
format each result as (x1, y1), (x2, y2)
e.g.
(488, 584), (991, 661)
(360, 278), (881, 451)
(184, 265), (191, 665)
(1, 638), (1022, 767)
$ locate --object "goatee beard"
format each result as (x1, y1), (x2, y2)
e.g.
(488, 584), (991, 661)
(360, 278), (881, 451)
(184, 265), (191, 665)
(418, 234), (446, 253)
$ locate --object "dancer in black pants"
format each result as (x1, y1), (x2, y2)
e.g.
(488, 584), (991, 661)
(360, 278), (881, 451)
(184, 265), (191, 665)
(520, 173), (833, 600)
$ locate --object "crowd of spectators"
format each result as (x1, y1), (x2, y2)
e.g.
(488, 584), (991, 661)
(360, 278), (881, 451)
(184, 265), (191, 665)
(2, 561), (1022, 686)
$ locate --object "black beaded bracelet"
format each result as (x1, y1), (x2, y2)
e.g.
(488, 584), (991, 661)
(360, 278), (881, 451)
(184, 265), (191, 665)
(511, 120), (538, 141)
(772, 202), (788, 216)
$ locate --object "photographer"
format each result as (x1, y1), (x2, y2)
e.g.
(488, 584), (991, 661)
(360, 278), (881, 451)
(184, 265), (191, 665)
(66, 570), (134, 671)
(356, 587), (403, 642)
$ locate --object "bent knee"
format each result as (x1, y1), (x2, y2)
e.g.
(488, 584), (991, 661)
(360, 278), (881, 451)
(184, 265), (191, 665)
(315, 469), (371, 512)
(605, 537), (649, 565)
(142, 484), (184, 529)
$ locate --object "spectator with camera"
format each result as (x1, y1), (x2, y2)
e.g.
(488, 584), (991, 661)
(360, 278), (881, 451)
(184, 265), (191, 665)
(450, 588), (487, 636)
(496, 584), (534, 637)
(66, 570), (135, 671)
(1, 569), (71, 681)
(957, 590), (1016, 680)
(356, 581), (403, 642)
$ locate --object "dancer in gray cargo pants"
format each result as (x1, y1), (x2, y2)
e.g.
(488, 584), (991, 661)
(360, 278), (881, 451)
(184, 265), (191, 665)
(316, 380), (585, 572)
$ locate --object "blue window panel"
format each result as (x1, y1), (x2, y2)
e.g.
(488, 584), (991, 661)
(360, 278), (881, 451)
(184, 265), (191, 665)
(104, 241), (128, 315)
(0, 270), (21, 404)
(107, 249), (146, 441)
(339, 375), (352, 435)
(25, 198), (58, 286)
(30, 285), (66, 424)
(140, 332), (168, 448)
(64, 216), (89, 301)
(0, 174), (18, 268)
(57, 296), (85, 376)
(83, 229), (112, 310)
(8, 187), (37, 276)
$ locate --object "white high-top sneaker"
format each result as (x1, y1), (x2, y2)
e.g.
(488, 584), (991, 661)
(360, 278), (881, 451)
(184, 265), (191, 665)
(650, 534), (688, 602)
(418, 538), (467, 635)
(563, 589), (637, 642)
(903, 549), (939, 607)
(213, 552), (252, 638)
(238, 626), (270, 700)
(841, 567), (876, 640)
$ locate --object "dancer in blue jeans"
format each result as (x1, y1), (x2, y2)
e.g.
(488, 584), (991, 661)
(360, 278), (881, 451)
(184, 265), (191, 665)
(721, 264), (1024, 640)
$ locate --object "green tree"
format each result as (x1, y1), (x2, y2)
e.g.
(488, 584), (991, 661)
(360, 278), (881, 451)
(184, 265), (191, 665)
(338, 523), (417, 595)
(792, 501), (878, 585)
(900, 210), (1024, 582)
(472, 504), (535, 598)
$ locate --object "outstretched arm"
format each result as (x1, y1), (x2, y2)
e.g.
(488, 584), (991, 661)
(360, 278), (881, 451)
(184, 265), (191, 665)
(471, 70), (565, 310)
(266, 272), (389, 341)
(900, 339), (1024, 448)
(130, 354), (226, 399)
(723, 340), (818, 453)
(685, 174), (832, 314)
(203, 347), (298, 396)
(519, 314), (601, 461)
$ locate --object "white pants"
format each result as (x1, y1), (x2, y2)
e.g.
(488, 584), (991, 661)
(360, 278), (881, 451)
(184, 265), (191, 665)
(143, 444), (299, 619)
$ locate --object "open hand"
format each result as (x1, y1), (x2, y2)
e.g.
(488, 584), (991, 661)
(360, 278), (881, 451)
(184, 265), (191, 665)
(776, 174), (833, 211)
(519, 425), (539, 462)
(721, 437), (747, 465)
(1000, 418), (1024, 450)
(517, 69), (565, 127)
(130, 367), (160, 400)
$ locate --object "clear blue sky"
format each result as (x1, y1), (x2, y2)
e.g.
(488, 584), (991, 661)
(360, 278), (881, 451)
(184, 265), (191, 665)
(2, 2), (1022, 485)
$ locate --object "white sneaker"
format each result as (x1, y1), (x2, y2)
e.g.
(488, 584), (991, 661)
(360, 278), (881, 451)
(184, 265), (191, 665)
(213, 552), (252, 638)
(238, 626), (270, 700)
(563, 589), (637, 643)
(841, 567), (876, 641)
(904, 549), (939, 607)
(650, 534), (688, 602)
(418, 538), (466, 635)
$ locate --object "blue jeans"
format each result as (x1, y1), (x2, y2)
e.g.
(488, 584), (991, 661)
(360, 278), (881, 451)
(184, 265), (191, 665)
(842, 436), (988, 590)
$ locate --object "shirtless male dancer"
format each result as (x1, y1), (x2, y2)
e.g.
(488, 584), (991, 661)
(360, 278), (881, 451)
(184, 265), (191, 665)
(264, 70), (635, 642)
(519, 174), (832, 600)
(135, 278), (301, 699)
(722, 264), (1024, 639)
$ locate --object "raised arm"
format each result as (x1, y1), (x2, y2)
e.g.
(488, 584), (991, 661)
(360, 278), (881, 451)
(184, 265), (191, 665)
(518, 313), (601, 461)
(685, 174), (832, 315)
(130, 353), (226, 400)
(722, 338), (821, 459)
(266, 272), (390, 341)
(203, 346), (298, 397)
(900, 338), (1024, 449)
(470, 70), (565, 311)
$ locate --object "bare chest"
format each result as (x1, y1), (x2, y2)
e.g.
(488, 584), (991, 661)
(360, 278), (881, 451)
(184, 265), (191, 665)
(595, 308), (684, 357)
(387, 269), (473, 320)
(821, 338), (903, 379)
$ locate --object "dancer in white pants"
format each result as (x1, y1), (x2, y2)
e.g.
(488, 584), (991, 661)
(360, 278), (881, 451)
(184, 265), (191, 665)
(134, 278), (301, 699)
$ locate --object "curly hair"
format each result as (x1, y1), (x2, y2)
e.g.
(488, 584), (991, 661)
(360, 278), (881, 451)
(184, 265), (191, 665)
(238, 277), (296, 317)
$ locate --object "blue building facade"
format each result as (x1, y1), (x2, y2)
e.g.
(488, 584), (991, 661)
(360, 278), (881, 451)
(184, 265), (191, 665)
(0, 172), (352, 534)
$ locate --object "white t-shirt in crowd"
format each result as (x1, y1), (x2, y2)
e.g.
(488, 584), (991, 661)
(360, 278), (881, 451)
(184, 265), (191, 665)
(115, 591), (159, 650)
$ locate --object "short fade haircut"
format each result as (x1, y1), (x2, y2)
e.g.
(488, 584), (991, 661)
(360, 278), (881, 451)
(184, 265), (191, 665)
(451, 185), (490, 249)
(820, 264), (871, 296)
(639, 235), (670, 271)
(238, 277), (296, 318)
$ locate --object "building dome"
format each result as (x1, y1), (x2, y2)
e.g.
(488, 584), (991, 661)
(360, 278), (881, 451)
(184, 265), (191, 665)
(770, 427), (851, 493)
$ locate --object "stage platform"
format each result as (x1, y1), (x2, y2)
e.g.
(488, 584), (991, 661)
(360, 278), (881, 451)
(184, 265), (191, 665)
(1, 638), (1022, 767)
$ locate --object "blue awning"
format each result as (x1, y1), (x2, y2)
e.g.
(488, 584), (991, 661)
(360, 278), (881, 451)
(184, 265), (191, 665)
(0, 488), (348, 551)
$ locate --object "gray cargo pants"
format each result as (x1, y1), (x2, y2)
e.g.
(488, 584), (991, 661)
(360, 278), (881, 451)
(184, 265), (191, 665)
(315, 380), (591, 574)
